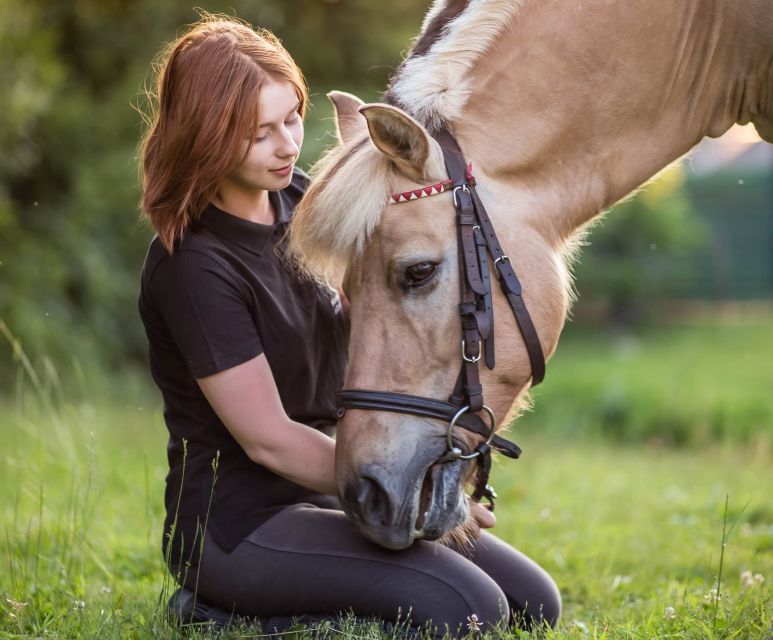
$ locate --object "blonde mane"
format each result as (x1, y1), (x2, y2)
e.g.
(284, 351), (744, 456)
(289, 136), (395, 283)
(387, 0), (525, 132)
(289, 0), (527, 282)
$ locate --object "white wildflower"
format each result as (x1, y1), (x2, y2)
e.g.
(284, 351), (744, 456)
(6, 598), (28, 620)
(704, 588), (721, 604)
(466, 613), (481, 632)
(72, 599), (86, 611)
(663, 606), (676, 620)
(100, 585), (112, 594)
(740, 571), (765, 588)
(572, 619), (588, 633)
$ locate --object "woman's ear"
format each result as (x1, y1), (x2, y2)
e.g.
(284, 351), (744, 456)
(327, 91), (367, 144)
(359, 103), (441, 182)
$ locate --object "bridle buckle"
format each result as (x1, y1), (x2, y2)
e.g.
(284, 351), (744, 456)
(452, 184), (471, 208)
(461, 339), (481, 363)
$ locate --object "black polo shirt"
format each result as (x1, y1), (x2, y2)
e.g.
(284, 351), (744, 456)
(138, 169), (347, 564)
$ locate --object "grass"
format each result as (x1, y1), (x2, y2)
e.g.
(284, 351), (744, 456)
(517, 317), (773, 446)
(0, 319), (771, 638)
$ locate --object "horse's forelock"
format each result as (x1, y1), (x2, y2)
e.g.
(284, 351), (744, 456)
(289, 137), (395, 284)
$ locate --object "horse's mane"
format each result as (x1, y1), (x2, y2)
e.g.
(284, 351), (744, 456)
(289, 0), (525, 282)
(289, 136), (393, 283)
(384, 0), (525, 133)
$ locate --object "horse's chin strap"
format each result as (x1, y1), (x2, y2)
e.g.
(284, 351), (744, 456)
(337, 128), (545, 511)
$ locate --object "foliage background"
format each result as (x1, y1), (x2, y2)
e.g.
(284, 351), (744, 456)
(2, 0), (772, 386)
(0, 0), (435, 383)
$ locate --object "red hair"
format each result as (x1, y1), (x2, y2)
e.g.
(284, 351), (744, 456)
(140, 13), (308, 253)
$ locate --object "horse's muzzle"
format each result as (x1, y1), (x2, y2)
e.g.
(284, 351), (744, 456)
(340, 455), (468, 549)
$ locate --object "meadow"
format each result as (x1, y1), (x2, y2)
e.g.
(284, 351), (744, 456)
(0, 318), (770, 639)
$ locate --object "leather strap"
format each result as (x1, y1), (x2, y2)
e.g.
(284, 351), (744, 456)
(469, 187), (546, 385)
(337, 390), (522, 459)
(435, 130), (545, 386)
(454, 188), (486, 297)
(474, 226), (495, 369)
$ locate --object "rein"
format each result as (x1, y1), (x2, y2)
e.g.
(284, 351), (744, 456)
(337, 129), (545, 508)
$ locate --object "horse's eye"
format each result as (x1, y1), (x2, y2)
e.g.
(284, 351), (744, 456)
(405, 262), (437, 287)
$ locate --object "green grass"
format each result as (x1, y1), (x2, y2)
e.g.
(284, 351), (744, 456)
(0, 320), (771, 638)
(518, 318), (773, 446)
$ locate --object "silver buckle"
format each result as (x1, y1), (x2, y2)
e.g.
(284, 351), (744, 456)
(452, 184), (471, 208)
(461, 339), (481, 363)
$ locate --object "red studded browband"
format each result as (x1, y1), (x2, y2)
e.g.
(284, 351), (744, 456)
(389, 164), (475, 204)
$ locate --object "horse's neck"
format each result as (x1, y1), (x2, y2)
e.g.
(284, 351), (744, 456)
(455, 0), (773, 242)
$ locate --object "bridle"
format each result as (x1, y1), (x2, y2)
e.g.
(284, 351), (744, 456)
(336, 129), (546, 508)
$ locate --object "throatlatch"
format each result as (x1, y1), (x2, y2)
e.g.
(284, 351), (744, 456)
(337, 128), (545, 508)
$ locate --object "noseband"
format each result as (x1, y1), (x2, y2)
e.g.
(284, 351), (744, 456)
(337, 129), (546, 508)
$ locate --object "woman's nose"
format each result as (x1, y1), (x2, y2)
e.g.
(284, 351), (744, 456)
(276, 128), (300, 158)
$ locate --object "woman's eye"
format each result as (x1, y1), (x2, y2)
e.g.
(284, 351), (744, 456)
(254, 131), (269, 142)
(405, 262), (437, 288)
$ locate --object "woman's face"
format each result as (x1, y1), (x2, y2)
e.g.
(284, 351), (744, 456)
(230, 79), (304, 191)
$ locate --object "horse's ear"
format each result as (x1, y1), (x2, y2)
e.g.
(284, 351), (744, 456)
(328, 91), (367, 144)
(359, 103), (441, 182)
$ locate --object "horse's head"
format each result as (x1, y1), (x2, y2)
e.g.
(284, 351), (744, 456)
(291, 92), (572, 549)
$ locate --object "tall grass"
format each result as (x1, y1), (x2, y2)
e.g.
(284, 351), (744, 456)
(0, 319), (770, 638)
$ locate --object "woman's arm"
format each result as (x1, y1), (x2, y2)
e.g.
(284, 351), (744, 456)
(197, 354), (338, 496)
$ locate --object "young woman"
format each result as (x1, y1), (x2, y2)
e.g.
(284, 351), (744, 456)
(138, 13), (560, 637)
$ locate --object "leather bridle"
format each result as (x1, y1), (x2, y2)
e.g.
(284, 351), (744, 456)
(337, 129), (545, 508)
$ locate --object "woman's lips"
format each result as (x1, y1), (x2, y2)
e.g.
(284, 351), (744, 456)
(270, 163), (293, 177)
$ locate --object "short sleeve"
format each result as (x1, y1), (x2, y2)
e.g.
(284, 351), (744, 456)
(147, 250), (263, 378)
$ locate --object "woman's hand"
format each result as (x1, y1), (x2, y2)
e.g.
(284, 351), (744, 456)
(467, 497), (496, 538)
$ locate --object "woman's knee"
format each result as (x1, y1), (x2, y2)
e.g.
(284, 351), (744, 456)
(409, 567), (510, 635)
(515, 570), (562, 629)
(462, 533), (561, 629)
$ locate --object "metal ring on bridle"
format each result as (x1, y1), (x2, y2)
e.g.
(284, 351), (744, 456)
(494, 255), (510, 266)
(446, 404), (496, 460)
(452, 184), (471, 208)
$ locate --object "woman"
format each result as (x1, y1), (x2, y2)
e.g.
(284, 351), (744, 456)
(138, 13), (560, 637)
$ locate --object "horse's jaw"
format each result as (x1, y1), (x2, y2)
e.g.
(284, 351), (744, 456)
(338, 433), (469, 549)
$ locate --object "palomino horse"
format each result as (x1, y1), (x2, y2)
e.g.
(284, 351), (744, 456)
(290, 0), (773, 549)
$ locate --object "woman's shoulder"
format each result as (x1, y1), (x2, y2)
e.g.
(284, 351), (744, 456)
(141, 233), (227, 292)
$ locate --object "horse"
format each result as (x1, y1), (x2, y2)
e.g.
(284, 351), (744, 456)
(289, 0), (773, 549)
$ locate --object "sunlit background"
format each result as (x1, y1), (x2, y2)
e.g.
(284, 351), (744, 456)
(1, 2), (770, 637)
(1, 2), (771, 388)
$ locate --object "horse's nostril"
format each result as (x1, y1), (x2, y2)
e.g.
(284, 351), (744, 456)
(345, 474), (393, 526)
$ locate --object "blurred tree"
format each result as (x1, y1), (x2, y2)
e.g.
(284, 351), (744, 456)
(0, 0), (431, 386)
(572, 167), (708, 325)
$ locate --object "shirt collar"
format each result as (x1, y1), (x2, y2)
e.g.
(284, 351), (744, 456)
(196, 189), (292, 256)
